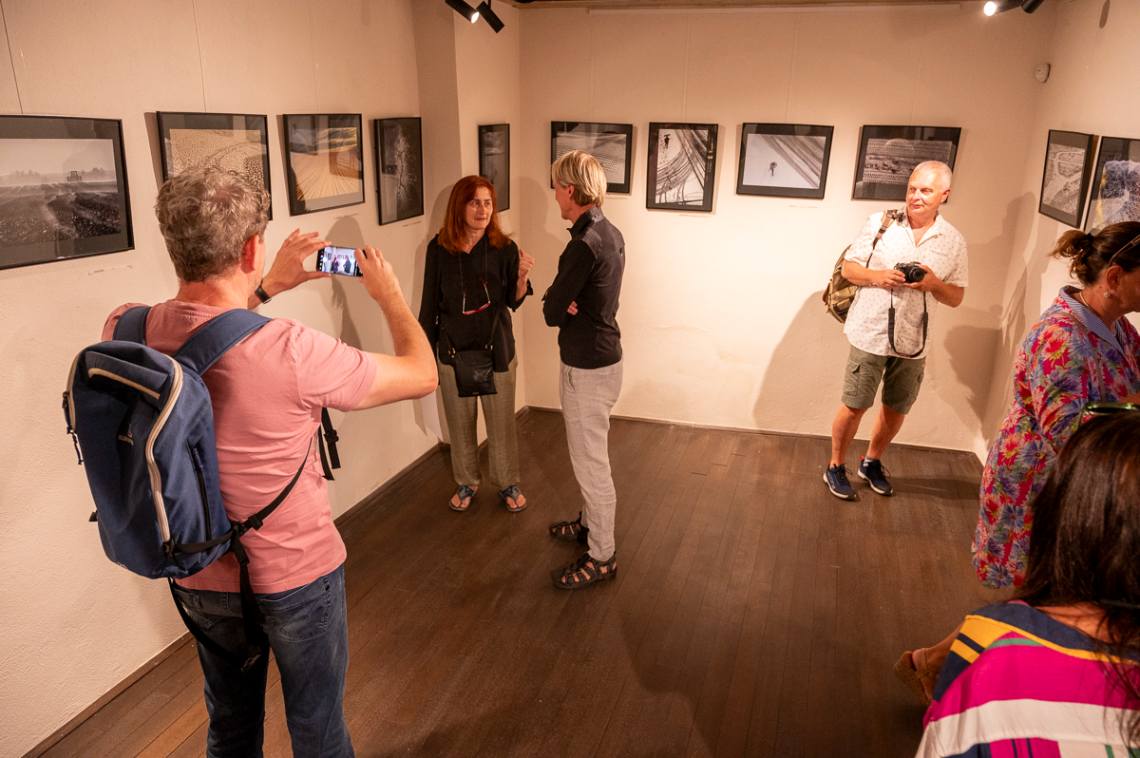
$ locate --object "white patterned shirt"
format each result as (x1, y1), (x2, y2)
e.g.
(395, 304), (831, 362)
(843, 210), (968, 359)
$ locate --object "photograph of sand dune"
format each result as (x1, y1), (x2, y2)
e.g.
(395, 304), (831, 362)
(737, 123), (834, 200)
(0, 115), (133, 270)
(551, 122), (633, 194)
(646, 122), (718, 212)
(158, 112), (272, 218)
(283, 114), (364, 216)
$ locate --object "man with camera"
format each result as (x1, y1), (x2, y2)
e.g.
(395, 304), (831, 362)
(101, 168), (437, 755)
(824, 160), (968, 500)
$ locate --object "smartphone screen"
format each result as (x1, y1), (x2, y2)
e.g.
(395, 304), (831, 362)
(316, 245), (362, 277)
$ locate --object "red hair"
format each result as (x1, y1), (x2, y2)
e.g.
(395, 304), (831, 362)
(438, 175), (509, 253)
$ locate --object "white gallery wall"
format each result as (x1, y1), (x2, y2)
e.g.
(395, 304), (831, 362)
(516, 3), (1056, 455)
(0, 1), (520, 755)
(980, 0), (1140, 437)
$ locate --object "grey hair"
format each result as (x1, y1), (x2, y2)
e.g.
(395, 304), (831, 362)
(155, 167), (270, 282)
(910, 160), (953, 190)
(551, 149), (607, 207)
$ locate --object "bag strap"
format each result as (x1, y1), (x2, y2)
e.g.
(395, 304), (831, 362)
(174, 309), (270, 375)
(887, 291), (929, 358)
(113, 305), (151, 344)
(863, 209), (898, 267)
(317, 408), (339, 480)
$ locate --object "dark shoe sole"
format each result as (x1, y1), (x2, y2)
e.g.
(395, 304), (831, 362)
(550, 564), (617, 590)
(822, 472), (857, 501)
(857, 469), (893, 496)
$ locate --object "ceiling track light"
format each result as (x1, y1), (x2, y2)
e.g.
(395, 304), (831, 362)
(983, 0), (1046, 16)
(445, 0), (479, 24)
(477, 1), (505, 33)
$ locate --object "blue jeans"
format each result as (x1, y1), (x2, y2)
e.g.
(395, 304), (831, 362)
(173, 564), (354, 758)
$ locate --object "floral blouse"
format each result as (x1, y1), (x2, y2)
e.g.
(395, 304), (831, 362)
(972, 288), (1140, 589)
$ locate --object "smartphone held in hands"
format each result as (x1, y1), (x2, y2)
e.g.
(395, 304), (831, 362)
(316, 245), (362, 277)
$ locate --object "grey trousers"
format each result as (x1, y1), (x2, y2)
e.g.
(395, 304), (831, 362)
(437, 357), (521, 490)
(559, 360), (623, 562)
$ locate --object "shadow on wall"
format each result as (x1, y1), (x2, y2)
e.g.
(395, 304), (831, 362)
(980, 197), (1059, 443)
(751, 291), (851, 434)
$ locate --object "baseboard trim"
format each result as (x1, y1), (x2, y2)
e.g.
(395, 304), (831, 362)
(524, 404), (978, 458)
(27, 635), (194, 757)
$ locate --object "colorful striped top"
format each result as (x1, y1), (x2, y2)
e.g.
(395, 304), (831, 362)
(917, 602), (1140, 757)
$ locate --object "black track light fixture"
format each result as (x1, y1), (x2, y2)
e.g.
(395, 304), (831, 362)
(477, 1), (504, 33)
(983, 0), (1046, 15)
(445, 0), (479, 24)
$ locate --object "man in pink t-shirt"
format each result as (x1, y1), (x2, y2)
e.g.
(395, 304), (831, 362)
(109, 168), (436, 757)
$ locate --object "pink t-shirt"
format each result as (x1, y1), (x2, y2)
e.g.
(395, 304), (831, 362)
(103, 300), (377, 594)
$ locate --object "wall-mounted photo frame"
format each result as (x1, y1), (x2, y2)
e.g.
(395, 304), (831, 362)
(0, 115), (133, 271)
(1038, 129), (1096, 228)
(157, 111), (272, 218)
(646, 122), (718, 212)
(1084, 135), (1140, 233)
(737, 123), (834, 199)
(282, 113), (364, 216)
(853, 125), (961, 201)
(374, 117), (424, 225)
(478, 123), (510, 211)
(550, 121), (634, 194)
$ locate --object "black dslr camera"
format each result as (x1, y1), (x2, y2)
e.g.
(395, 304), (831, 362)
(894, 262), (927, 283)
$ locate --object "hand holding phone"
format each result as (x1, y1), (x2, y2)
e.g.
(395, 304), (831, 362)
(316, 245), (363, 277)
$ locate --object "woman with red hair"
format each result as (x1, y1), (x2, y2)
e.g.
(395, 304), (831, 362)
(418, 176), (535, 512)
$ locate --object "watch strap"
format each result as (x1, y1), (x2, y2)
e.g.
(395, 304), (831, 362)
(255, 283), (272, 304)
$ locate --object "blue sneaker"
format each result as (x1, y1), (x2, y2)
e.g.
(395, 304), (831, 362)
(858, 457), (894, 496)
(823, 464), (857, 501)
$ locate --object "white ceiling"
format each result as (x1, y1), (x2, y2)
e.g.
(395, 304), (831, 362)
(509, 0), (966, 8)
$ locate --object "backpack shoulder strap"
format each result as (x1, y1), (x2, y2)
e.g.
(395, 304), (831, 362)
(864, 210), (897, 266)
(174, 309), (270, 375)
(112, 306), (151, 344)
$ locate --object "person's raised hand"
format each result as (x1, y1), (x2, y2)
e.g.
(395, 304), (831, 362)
(260, 229), (329, 296)
(355, 245), (404, 306)
(518, 247), (535, 282)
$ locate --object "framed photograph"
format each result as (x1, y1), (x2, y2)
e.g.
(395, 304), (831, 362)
(1037, 130), (1096, 228)
(478, 123), (510, 211)
(0, 115), (133, 271)
(157, 111), (272, 218)
(646, 122), (718, 212)
(1084, 136), (1140, 232)
(853, 125), (961, 201)
(550, 121), (633, 194)
(282, 114), (364, 216)
(374, 117), (423, 225)
(737, 123), (834, 199)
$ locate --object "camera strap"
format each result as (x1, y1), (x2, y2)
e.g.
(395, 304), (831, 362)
(888, 291), (928, 358)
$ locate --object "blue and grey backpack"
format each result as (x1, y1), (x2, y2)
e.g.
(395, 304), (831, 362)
(63, 305), (339, 668)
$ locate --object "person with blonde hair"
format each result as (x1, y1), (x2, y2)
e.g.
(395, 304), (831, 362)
(544, 150), (626, 590)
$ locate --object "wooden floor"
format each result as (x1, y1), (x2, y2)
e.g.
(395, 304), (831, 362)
(41, 410), (1001, 757)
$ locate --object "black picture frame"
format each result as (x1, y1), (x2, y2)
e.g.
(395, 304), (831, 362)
(1037, 129), (1096, 228)
(478, 123), (510, 211)
(737, 123), (834, 199)
(853, 125), (961, 201)
(374, 117), (424, 225)
(1084, 135), (1140, 232)
(156, 111), (272, 219)
(646, 122), (718, 212)
(550, 121), (634, 194)
(0, 115), (133, 271)
(282, 113), (364, 216)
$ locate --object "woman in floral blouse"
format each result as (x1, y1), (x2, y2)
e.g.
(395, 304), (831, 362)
(895, 221), (1140, 705)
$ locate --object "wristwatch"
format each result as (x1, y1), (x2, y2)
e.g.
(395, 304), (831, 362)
(254, 283), (272, 304)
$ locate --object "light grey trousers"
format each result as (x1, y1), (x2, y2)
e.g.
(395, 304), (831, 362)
(559, 360), (623, 562)
(437, 356), (520, 490)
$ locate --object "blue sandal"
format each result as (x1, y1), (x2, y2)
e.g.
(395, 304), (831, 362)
(449, 484), (477, 512)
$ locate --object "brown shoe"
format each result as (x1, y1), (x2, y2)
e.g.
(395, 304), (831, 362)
(893, 649), (935, 706)
(551, 552), (617, 590)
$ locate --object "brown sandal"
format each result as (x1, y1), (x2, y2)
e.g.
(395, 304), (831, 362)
(551, 552), (617, 590)
(448, 485), (477, 512)
(893, 649), (936, 706)
(500, 485), (527, 513)
(548, 512), (589, 545)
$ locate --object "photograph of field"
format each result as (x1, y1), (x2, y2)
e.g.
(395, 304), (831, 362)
(158, 113), (271, 218)
(853, 126), (960, 201)
(0, 119), (132, 270)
